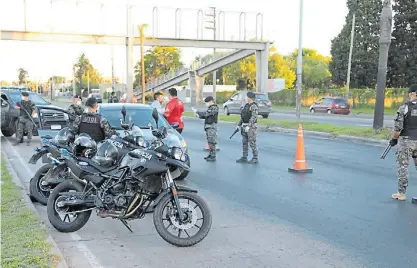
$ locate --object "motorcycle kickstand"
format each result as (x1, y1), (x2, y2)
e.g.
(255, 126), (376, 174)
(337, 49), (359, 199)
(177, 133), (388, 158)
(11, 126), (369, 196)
(120, 219), (134, 233)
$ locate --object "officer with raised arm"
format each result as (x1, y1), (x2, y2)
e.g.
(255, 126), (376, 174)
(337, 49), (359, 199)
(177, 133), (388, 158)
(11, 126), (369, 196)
(390, 84), (417, 201)
(236, 91), (259, 164)
(70, 96), (116, 142)
(195, 96), (219, 162)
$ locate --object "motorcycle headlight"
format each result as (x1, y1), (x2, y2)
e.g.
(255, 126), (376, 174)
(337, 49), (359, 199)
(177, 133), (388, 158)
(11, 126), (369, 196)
(136, 137), (146, 148)
(171, 147), (184, 161)
(180, 139), (187, 149)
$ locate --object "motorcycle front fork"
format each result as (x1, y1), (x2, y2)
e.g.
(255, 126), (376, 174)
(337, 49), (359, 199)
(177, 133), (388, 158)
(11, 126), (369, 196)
(166, 170), (185, 224)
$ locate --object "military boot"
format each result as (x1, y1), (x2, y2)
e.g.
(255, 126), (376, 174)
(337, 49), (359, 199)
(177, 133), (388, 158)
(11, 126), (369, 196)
(248, 158), (259, 164)
(236, 157), (248, 163)
(392, 192), (406, 201)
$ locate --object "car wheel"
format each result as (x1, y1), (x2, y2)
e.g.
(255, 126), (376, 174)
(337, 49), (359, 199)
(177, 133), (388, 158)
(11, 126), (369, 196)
(310, 108), (315, 113)
(327, 109), (332, 114)
(262, 114), (269, 119)
(224, 106), (230, 116)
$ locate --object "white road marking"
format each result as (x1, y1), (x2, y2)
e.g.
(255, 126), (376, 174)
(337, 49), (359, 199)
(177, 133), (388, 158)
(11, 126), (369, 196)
(4, 138), (104, 268)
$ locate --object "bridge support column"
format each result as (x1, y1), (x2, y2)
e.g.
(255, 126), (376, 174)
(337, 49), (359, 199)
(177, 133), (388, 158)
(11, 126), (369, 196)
(256, 44), (269, 93)
(189, 71), (204, 107)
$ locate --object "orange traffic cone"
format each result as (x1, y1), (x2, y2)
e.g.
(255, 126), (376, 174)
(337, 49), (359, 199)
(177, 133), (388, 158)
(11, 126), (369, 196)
(288, 124), (313, 173)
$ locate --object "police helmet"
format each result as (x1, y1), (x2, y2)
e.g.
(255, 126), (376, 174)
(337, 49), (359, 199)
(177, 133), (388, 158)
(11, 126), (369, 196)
(54, 127), (75, 145)
(73, 135), (97, 158)
(93, 141), (119, 167)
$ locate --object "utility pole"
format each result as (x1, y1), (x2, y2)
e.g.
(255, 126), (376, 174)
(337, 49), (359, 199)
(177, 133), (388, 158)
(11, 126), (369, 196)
(139, 24), (147, 104)
(111, 45), (115, 92)
(295, 0), (304, 119)
(87, 70), (90, 96)
(373, 0), (392, 130)
(346, 12), (356, 99)
(205, 7), (217, 100)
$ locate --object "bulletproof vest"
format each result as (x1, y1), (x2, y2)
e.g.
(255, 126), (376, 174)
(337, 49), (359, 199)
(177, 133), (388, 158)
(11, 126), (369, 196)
(400, 101), (417, 139)
(241, 102), (257, 123)
(20, 100), (33, 118)
(79, 113), (104, 142)
(205, 104), (218, 125)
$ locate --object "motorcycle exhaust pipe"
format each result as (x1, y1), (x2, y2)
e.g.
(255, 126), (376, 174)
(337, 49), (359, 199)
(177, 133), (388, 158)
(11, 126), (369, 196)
(57, 199), (95, 208)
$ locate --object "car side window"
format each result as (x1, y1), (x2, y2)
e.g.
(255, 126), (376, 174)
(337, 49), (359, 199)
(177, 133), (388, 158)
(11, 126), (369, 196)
(231, 94), (238, 101)
(1, 94), (8, 102)
(316, 98), (324, 104)
(323, 98), (331, 105)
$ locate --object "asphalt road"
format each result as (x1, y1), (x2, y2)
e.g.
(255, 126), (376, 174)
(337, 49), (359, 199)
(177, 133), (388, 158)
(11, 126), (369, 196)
(2, 117), (417, 268)
(51, 101), (394, 127)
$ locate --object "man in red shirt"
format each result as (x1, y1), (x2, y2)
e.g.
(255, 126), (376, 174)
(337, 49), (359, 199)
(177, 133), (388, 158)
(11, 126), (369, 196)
(164, 88), (185, 133)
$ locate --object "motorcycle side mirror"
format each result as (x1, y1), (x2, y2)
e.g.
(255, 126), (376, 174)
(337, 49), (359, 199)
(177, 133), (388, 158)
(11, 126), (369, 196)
(121, 106), (126, 123)
(152, 108), (159, 127)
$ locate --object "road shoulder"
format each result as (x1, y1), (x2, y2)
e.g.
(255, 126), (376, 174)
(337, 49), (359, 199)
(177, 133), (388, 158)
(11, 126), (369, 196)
(1, 153), (69, 268)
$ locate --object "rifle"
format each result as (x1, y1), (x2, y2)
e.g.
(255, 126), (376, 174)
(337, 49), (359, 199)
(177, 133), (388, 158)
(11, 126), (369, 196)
(380, 144), (392, 159)
(230, 127), (239, 139)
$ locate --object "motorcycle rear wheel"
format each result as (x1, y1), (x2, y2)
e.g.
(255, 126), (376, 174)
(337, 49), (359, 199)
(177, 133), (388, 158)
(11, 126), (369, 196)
(47, 180), (92, 233)
(30, 164), (53, 205)
(153, 191), (212, 247)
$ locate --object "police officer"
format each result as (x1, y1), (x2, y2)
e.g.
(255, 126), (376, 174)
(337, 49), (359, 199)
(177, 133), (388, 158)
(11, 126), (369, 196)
(390, 84), (417, 201)
(14, 91), (36, 146)
(195, 96), (219, 162)
(236, 91), (259, 164)
(70, 96), (116, 142)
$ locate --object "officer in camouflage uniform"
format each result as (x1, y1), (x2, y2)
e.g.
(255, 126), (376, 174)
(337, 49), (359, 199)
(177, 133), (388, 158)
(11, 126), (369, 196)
(196, 96), (219, 162)
(390, 84), (417, 201)
(236, 91), (259, 164)
(70, 96), (116, 142)
(14, 91), (36, 146)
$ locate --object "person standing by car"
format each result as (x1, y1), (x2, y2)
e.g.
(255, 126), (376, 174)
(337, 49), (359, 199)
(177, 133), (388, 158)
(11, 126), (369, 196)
(70, 96), (116, 142)
(164, 88), (184, 133)
(195, 96), (219, 162)
(390, 84), (417, 201)
(14, 91), (36, 146)
(108, 92), (118, 103)
(236, 91), (259, 164)
(151, 92), (165, 114)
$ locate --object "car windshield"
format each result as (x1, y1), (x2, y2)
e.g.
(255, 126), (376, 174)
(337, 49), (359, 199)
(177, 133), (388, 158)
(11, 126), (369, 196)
(255, 94), (268, 101)
(9, 92), (50, 105)
(99, 107), (170, 130)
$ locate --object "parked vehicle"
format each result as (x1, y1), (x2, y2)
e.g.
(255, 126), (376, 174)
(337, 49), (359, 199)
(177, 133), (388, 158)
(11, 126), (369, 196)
(88, 93), (102, 103)
(34, 103), (190, 180)
(309, 97), (350, 115)
(0, 89), (66, 137)
(46, 109), (211, 247)
(223, 90), (272, 118)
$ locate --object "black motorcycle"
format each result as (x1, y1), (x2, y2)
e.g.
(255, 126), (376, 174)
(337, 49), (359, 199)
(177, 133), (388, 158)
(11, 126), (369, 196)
(46, 108), (212, 247)
(28, 131), (75, 205)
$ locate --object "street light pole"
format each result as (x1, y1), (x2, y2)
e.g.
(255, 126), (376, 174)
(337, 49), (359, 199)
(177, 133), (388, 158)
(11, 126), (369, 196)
(205, 7), (217, 100)
(346, 12), (356, 99)
(295, 0), (304, 119)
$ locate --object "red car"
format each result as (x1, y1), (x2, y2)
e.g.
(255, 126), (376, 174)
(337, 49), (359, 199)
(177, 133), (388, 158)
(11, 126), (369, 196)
(309, 97), (350, 115)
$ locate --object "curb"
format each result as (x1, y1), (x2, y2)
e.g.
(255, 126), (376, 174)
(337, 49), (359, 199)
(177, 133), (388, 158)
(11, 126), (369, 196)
(2, 153), (69, 268)
(183, 116), (387, 147)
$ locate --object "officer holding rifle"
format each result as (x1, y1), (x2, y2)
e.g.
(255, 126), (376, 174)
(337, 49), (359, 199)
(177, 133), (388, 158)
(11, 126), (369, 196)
(389, 84), (417, 201)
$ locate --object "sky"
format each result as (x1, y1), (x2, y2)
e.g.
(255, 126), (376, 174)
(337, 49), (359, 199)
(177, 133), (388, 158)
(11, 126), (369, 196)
(0, 0), (349, 83)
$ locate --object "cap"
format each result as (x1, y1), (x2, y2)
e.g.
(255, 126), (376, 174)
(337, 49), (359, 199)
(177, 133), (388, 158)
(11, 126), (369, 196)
(408, 84), (417, 93)
(21, 91), (29, 97)
(204, 96), (214, 103)
(247, 91), (256, 99)
(85, 96), (97, 107)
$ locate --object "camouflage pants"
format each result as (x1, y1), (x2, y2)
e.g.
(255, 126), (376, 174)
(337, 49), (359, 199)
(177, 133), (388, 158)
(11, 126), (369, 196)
(396, 137), (417, 194)
(241, 127), (258, 159)
(16, 116), (34, 140)
(205, 127), (217, 157)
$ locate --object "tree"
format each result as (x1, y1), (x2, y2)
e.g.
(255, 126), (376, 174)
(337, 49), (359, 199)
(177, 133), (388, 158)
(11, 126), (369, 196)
(72, 53), (103, 95)
(17, 68), (28, 85)
(329, 0), (382, 89)
(387, 0), (417, 87)
(269, 53), (296, 89)
(133, 46), (183, 88)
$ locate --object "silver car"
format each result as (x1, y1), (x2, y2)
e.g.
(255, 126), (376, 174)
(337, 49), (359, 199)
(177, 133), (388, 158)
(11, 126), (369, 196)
(223, 90), (272, 118)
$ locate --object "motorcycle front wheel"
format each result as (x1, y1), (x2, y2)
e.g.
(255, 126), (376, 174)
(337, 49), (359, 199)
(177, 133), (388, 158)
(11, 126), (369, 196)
(153, 191), (212, 247)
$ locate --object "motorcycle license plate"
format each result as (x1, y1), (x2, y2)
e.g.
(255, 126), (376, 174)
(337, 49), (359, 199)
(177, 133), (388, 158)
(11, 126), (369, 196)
(51, 125), (61, 130)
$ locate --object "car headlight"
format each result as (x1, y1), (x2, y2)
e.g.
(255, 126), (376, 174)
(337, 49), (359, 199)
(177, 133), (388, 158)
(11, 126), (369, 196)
(171, 147), (185, 161)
